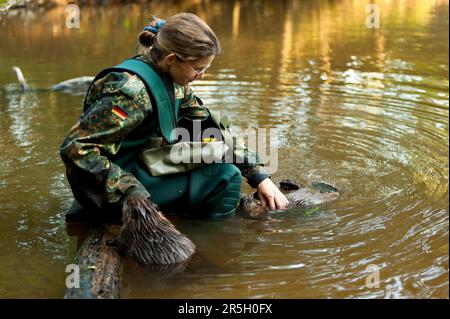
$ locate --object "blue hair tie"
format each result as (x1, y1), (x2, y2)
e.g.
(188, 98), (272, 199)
(143, 19), (166, 34)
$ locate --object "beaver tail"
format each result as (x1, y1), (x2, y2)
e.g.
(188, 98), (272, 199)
(117, 192), (195, 265)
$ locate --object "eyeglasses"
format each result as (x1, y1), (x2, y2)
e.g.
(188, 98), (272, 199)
(175, 55), (210, 76)
(183, 61), (210, 76)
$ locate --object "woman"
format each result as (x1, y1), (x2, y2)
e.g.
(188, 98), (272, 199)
(60, 13), (288, 225)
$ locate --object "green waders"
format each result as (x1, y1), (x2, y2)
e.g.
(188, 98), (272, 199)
(123, 160), (242, 218)
(84, 57), (243, 218)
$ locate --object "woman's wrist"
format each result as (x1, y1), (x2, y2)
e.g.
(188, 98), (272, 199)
(251, 174), (271, 189)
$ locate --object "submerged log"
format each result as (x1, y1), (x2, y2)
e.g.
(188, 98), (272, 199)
(64, 196), (196, 298)
(64, 201), (123, 299)
(11, 66), (94, 95)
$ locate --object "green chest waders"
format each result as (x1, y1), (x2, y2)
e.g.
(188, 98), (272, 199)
(85, 58), (243, 217)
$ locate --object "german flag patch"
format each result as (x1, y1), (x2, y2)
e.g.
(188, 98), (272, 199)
(111, 105), (128, 121)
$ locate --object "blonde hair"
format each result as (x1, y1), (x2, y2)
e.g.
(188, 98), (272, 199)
(138, 13), (221, 62)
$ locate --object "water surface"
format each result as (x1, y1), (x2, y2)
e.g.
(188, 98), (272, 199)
(0, 0), (448, 298)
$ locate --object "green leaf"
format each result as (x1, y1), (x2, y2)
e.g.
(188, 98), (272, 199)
(303, 207), (319, 216)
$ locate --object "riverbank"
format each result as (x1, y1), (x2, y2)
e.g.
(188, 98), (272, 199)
(1, 0), (150, 14)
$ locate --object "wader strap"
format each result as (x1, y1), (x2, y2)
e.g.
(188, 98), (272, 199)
(83, 58), (178, 144)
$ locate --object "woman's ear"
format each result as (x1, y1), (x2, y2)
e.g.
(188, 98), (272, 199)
(164, 53), (177, 66)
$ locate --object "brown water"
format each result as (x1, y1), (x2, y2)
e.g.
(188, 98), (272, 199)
(0, 0), (448, 299)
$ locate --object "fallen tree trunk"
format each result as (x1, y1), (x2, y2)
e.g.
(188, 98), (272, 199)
(64, 202), (123, 299)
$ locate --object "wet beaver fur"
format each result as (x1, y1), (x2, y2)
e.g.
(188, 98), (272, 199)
(238, 179), (340, 217)
(108, 193), (195, 265)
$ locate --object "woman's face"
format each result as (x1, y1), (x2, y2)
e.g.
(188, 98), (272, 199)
(164, 54), (215, 86)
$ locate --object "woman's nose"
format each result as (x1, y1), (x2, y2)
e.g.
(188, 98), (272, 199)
(197, 71), (206, 80)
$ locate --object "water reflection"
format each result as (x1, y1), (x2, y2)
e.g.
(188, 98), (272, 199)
(0, 0), (448, 298)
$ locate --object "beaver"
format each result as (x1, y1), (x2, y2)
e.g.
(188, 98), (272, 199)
(107, 194), (196, 266)
(238, 179), (340, 218)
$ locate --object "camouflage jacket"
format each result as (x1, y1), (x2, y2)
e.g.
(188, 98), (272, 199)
(60, 58), (269, 207)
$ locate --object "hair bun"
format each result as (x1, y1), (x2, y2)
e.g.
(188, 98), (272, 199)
(138, 30), (156, 47)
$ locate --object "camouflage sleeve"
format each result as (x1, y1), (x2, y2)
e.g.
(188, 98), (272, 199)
(180, 84), (270, 189)
(60, 73), (152, 208)
(231, 133), (270, 189)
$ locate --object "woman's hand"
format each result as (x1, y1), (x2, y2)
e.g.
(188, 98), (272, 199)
(257, 178), (289, 210)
